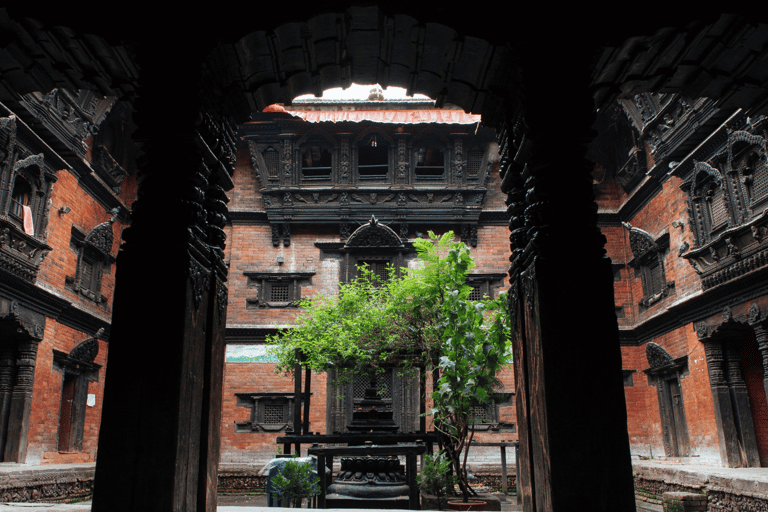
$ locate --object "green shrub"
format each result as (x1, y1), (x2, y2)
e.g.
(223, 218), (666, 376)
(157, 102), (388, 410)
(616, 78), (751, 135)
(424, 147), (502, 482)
(270, 458), (319, 508)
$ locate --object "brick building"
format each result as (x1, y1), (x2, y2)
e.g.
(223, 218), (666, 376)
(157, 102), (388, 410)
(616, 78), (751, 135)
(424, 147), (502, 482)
(220, 89), (517, 464)
(592, 94), (768, 468)
(0, 88), (136, 469)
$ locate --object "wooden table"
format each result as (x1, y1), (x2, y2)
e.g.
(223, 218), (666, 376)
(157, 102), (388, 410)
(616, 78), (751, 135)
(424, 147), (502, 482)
(468, 440), (519, 503)
(307, 442), (427, 510)
(276, 432), (437, 456)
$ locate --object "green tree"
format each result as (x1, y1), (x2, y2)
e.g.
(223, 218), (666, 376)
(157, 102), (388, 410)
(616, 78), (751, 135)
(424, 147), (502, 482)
(268, 231), (511, 502)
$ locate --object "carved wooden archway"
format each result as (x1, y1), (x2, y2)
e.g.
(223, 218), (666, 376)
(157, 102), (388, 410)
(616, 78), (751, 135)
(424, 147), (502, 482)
(3, 6), (768, 512)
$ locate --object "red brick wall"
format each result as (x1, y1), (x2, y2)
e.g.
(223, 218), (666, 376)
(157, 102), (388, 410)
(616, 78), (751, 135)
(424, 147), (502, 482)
(597, 169), (723, 463)
(221, 135), (516, 463)
(220, 361), (328, 462)
(22, 147), (135, 463)
(37, 168), (136, 321)
(26, 320), (108, 464)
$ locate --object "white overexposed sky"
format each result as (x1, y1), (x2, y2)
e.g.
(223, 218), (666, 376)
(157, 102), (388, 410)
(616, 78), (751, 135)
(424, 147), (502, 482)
(294, 83), (431, 101)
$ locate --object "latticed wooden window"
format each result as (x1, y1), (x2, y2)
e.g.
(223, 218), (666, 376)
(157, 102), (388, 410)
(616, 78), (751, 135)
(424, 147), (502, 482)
(466, 148), (484, 178)
(649, 261), (664, 296)
(263, 404), (284, 424)
(353, 371), (393, 411)
(270, 283), (290, 302)
(357, 260), (390, 284)
(470, 404), (490, 424)
(468, 285), (483, 301)
(710, 187), (729, 230)
(264, 147), (280, 179)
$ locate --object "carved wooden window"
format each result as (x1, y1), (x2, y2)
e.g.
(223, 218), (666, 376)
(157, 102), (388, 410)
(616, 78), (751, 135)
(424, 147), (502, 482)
(414, 140), (445, 179)
(469, 392), (515, 432)
(9, 177), (30, 230)
(357, 134), (389, 179)
(625, 224), (671, 308)
(245, 272), (314, 308)
(353, 372), (393, 410)
(5, 160), (47, 238)
(687, 163), (730, 245)
(466, 147), (485, 179)
(66, 223), (115, 305)
(235, 392), (303, 433)
(356, 259), (392, 285)
(731, 140), (768, 212)
(465, 274), (505, 301)
(300, 144), (332, 181)
(264, 146), (280, 180)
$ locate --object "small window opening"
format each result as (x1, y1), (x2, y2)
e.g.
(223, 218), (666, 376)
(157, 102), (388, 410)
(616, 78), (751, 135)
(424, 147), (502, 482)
(10, 177), (30, 221)
(415, 145), (444, 178)
(358, 134), (388, 179)
(301, 145), (332, 180)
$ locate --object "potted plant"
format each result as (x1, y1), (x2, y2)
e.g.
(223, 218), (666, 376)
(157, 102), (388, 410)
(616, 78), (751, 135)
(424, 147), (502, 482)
(417, 451), (457, 510)
(270, 457), (320, 508)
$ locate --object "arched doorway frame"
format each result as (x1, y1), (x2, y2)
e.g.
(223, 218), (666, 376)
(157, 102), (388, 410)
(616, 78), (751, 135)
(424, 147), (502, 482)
(696, 303), (768, 467)
(5, 7), (768, 512)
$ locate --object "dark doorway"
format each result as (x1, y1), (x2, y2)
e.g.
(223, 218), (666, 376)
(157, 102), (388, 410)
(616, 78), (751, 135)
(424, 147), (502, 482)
(741, 330), (768, 466)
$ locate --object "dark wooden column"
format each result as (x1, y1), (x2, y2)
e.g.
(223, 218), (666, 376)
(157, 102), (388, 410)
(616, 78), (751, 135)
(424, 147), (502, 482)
(702, 339), (743, 467)
(505, 31), (635, 511)
(4, 340), (38, 462)
(722, 342), (760, 467)
(0, 345), (13, 458)
(91, 37), (234, 512)
(752, 322), (768, 409)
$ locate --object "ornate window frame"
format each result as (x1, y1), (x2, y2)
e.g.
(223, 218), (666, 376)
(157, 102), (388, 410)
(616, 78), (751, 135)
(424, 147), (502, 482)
(466, 273), (507, 301)
(354, 130), (391, 182)
(234, 392), (305, 433)
(244, 271), (314, 308)
(66, 220), (116, 305)
(412, 134), (448, 181)
(623, 223), (673, 308)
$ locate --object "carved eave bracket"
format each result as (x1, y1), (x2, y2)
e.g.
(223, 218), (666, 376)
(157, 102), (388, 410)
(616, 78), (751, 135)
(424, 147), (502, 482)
(0, 297), (45, 340)
(19, 89), (116, 159)
(92, 145), (128, 188)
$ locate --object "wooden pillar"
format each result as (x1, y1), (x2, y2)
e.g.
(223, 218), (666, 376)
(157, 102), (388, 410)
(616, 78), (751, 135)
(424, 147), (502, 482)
(702, 339), (743, 467)
(4, 340), (38, 462)
(504, 32), (635, 511)
(0, 345), (13, 458)
(722, 342), (760, 467)
(303, 366), (311, 435)
(752, 323), (768, 409)
(91, 38), (236, 511)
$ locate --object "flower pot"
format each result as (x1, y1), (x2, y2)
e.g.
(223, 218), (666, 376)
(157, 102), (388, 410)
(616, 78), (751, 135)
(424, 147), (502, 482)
(446, 499), (487, 511)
